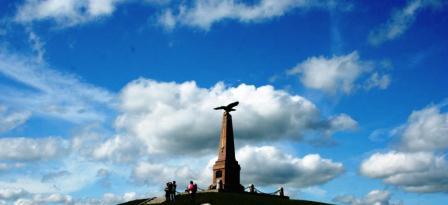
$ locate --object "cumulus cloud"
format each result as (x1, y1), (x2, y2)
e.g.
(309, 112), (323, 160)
(0, 50), (114, 123)
(0, 106), (31, 133)
(360, 104), (448, 193)
(157, 0), (348, 30)
(368, 0), (444, 45)
(237, 145), (343, 187)
(2, 192), (73, 205)
(287, 51), (390, 95)
(13, 0), (172, 27)
(0, 188), (28, 200)
(115, 78), (357, 155)
(333, 190), (402, 205)
(72, 192), (141, 205)
(131, 145), (343, 189)
(360, 151), (448, 193)
(0, 137), (68, 161)
(15, 0), (122, 26)
(132, 161), (198, 185)
(68, 126), (146, 163)
(31, 193), (73, 204)
(91, 135), (145, 163)
(398, 105), (448, 152)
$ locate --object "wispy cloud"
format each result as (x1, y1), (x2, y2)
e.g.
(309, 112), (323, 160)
(0, 50), (114, 123)
(157, 0), (350, 30)
(368, 0), (444, 45)
(0, 137), (68, 161)
(0, 105), (31, 133)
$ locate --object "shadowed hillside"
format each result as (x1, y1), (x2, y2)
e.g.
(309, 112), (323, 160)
(118, 192), (334, 205)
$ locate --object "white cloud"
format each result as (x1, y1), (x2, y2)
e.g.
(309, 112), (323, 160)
(0, 50), (114, 123)
(0, 106), (31, 133)
(360, 103), (448, 193)
(399, 105), (448, 152)
(361, 151), (434, 178)
(0, 158), (107, 194)
(132, 161), (198, 185)
(368, 0), (444, 45)
(41, 171), (71, 182)
(237, 145), (344, 187)
(15, 0), (122, 26)
(26, 31), (45, 64)
(72, 192), (141, 205)
(131, 145), (343, 189)
(333, 190), (402, 205)
(115, 78), (357, 155)
(31, 193), (73, 204)
(363, 73), (391, 90)
(287, 51), (389, 94)
(92, 135), (145, 163)
(0, 163), (23, 172)
(0, 188), (28, 200)
(69, 126), (146, 163)
(158, 10), (176, 30)
(0, 137), (68, 161)
(157, 0), (348, 30)
(361, 151), (448, 193)
(14, 0), (172, 27)
(327, 114), (358, 134)
(7, 192), (143, 205)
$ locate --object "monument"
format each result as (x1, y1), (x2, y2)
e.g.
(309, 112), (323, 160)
(210, 101), (244, 192)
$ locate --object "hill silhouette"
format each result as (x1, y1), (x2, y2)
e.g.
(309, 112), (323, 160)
(118, 192), (334, 205)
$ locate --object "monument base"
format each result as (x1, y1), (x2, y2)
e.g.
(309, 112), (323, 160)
(211, 159), (244, 193)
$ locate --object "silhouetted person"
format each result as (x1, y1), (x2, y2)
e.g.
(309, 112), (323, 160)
(187, 181), (197, 204)
(217, 179), (223, 191)
(279, 187), (284, 197)
(249, 184), (255, 193)
(164, 182), (171, 203)
(170, 181), (176, 202)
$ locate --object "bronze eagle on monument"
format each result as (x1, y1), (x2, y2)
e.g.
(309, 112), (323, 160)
(214, 101), (239, 113)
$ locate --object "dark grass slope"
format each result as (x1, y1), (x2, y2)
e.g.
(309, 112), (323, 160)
(118, 192), (334, 205)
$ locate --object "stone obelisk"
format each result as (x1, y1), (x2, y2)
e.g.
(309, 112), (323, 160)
(211, 102), (244, 192)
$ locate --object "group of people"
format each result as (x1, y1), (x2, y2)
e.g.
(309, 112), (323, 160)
(164, 180), (198, 204)
(164, 181), (177, 203)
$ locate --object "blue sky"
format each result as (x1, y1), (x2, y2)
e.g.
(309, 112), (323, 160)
(0, 0), (447, 204)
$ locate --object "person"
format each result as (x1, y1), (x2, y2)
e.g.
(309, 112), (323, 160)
(217, 179), (223, 192)
(164, 182), (171, 203)
(249, 184), (255, 193)
(170, 181), (177, 203)
(188, 181), (197, 204)
(279, 187), (284, 197)
(193, 182), (197, 194)
(187, 181), (194, 193)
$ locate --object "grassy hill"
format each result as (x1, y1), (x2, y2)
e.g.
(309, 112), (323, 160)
(119, 192), (334, 205)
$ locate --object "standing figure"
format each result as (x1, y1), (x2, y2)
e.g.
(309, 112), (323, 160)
(279, 187), (284, 197)
(188, 181), (197, 204)
(170, 181), (177, 203)
(164, 182), (171, 203)
(249, 184), (255, 193)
